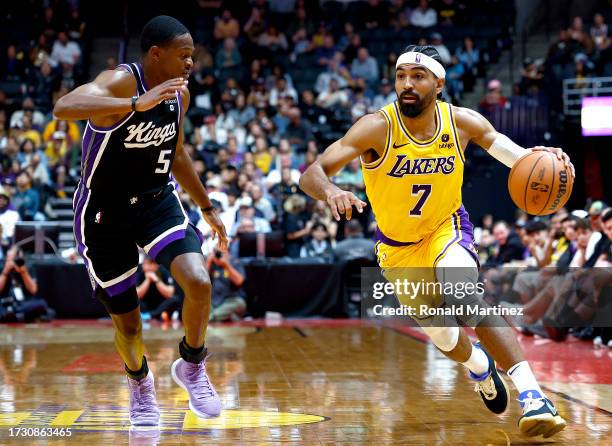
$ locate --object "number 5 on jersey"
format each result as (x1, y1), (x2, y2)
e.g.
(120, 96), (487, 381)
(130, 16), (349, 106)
(155, 149), (172, 174)
(409, 184), (432, 217)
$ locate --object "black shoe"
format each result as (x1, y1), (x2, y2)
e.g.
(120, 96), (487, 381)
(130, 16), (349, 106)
(470, 343), (509, 415)
(518, 391), (566, 438)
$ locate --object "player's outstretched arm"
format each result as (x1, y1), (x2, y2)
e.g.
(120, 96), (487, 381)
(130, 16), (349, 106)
(171, 90), (228, 251)
(53, 69), (188, 123)
(300, 113), (386, 220)
(453, 106), (575, 177)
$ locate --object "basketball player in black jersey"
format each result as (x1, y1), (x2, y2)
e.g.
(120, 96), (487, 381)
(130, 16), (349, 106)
(54, 16), (226, 424)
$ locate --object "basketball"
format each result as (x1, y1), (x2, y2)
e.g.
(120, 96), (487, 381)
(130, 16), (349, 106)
(508, 151), (574, 215)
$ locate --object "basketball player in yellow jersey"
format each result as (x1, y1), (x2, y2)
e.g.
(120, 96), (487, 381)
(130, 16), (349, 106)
(300, 45), (575, 438)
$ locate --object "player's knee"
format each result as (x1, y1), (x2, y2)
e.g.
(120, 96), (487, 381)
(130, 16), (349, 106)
(182, 270), (212, 299)
(421, 326), (460, 352)
(115, 322), (142, 340)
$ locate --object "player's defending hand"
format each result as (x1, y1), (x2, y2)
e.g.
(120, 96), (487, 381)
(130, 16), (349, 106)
(202, 208), (229, 252)
(134, 78), (188, 112)
(529, 146), (575, 179)
(326, 189), (367, 221)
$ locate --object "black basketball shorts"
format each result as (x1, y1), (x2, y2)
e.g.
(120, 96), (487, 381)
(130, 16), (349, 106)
(73, 183), (204, 297)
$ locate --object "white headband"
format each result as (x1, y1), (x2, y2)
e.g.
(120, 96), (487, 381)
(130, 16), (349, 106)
(395, 52), (446, 79)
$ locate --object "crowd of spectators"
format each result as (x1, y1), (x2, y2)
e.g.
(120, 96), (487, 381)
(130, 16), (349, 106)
(474, 202), (612, 348)
(0, 3), (86, 254)
(6, 1), (610, 329)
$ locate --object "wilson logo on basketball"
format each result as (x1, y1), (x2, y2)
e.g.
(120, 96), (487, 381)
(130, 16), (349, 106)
(529, 181), (550, 193)
(547, 170), (569, 211)
(124, 121), (177, 148)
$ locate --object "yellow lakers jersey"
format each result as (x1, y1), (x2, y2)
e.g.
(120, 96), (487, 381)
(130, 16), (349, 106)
(362, 100), (465, 243)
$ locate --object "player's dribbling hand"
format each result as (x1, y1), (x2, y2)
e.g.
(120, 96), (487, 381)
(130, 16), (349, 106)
(529, 146), (575, 179)
(203, 208), (229, 252)
(135, 78), (188, 112)
(326, 189), (367, 221)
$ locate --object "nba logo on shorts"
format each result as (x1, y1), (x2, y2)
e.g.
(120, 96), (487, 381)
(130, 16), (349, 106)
(95, 211), (102, 223)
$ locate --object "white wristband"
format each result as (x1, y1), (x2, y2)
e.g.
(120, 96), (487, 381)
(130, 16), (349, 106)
(487, 134), (528, 168)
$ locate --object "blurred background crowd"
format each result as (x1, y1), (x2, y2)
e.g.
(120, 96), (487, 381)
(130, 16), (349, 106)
(0, 1), (609, 344)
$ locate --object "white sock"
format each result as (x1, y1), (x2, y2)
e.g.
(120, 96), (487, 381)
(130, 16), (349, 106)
(507, 361), (544, 402)
(462, 344), (489, 376)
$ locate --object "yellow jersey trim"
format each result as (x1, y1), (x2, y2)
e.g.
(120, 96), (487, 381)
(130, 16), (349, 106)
(448, 103), (465, 164)
(393, 100), (442, 147)
(362, 109), (391, 170)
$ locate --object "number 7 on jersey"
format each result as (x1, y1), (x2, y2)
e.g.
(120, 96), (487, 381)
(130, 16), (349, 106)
(409, 184), (432, 216)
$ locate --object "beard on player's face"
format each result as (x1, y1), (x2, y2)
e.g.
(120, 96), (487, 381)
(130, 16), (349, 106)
(397, 87), (436, 118)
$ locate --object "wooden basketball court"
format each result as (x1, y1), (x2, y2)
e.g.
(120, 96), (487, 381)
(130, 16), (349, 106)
(0, 319), (610, 445)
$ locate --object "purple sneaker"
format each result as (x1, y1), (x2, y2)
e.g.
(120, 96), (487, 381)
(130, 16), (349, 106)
(171, 358), (221, 417)
(127, 371), (160, 426)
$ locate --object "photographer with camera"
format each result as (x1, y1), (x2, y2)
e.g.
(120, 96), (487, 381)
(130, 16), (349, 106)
(207, 248), (246, 322)
(0, 248), (53, 322)
(136, 257), (180, 321)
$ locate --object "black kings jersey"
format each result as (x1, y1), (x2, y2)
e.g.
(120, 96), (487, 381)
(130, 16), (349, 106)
(79, 62), (181, 201)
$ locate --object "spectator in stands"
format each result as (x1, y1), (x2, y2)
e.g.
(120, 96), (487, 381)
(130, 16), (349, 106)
(519, 58), (544, 94)
(0, 188), (20, 247)
(0, 45), (26, 81)
(389, 0), (412, 28)
(350, 84), (372, 121)
(547, 30), (574, 65)
(44, 130), (68, 197)
(12, 171), (40, 221)
(591, 13), (610, 51)
(66, 8), (86, 42)
(299, 90), (324, 124)
(456, 37), (479, 91)
(17, 139), (45, 170)
(215, 38), (242, 69)
(371, 78), (395, 110)
(430, 33), (452, 65)
(338, 23), (356, 51)
(208, 249), (246, 321)
(249, 183), (275, 222)
(315, 55), (350, 94)
(269, 77), (298, 107)
(49, 31), (81, 68)
(283, 194), (313, 257)
(343, 33), (362, 65)
(439, 0), (464, 26)
(232, 201), (271, 236)
(317, 78), (349, 109)
(136, 257), (180, 322)
(243, 7), (266, 43)
(28, 61), (58, 112)
(246, 78), (269, 109)
(479, 79), (508, 113)
(315, 34), (337, 67)
(445, 55), (465, 102)
(10, 98), (45, 130)
(213, 9), (240, 41)
(290, 27), (312, 62)
(364, 0), (389, 29)
(43, 118), (79, 146)
(350, 48), (379, 86)
(282, 107), (313, 152)
(26, 154), (50, 188)
(485, 220), (525, 266)
(333, 220), (376, 260)
(270, 167), (301, 211)
(20, 116), (42, 148)
(257, 26), (289, 56)
(300, 222), (334, 259)
(410, 0), (437, 28)
(0, 248), (53, 322)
